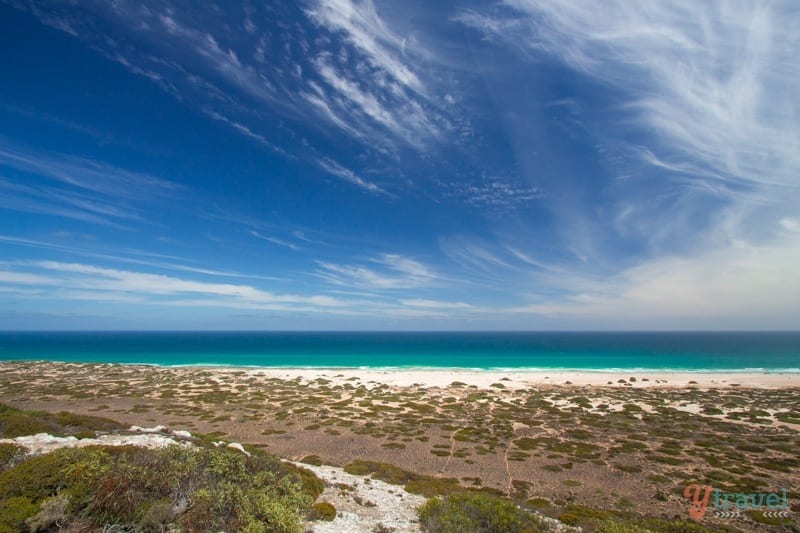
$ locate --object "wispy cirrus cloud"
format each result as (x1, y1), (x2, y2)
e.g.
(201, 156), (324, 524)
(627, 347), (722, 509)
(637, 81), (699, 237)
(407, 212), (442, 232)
(0, 142), (178, 199)
(316, 253), (438, 290)
(400, 298), (473, 310)
(318, 158), (387, 194)
(0, 234), (290, 282)
(305, 0), (424, 93)
(441, 174), (543, 213)
(0, 141), (179, 227)
(249, 230), (301, 252)
(0, 258), (489, 321)
(0, 179), (132, 228)
(459, 0), (799, 199)
(304, 0), (450, 148)
(452, 0), (800, 326)
(0, 261), (344, 309)
(202, 108), (288, 155)
(6, 1), (292, 152)
(439, 236), (515, 275)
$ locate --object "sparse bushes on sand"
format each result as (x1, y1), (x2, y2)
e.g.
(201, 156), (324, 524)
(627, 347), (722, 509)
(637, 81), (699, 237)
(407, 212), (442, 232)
(0, 403), (122, 439)
(557, 504), (737, 532)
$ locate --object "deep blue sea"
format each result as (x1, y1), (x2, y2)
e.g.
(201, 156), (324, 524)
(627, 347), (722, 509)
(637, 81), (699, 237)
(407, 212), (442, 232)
(0, 332), (798, 371)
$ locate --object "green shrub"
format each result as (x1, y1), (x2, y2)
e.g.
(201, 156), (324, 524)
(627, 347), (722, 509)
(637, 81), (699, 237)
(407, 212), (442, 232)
(418, 492), (546, 533)
(344, 460), (461, 498)
(558, 504), (733, 533)
(344, 460), (414, 485)
(311, 501), (337, 521)
(300, 454), (323, 466)
(0, 497), (37, 532)
(25, 493), (69, 532)
(405, 477), (461, 498)
(285, 463), (325, 499)
(0, 443), (22, 472)
(0, 448), (77, 501)
(0, 404), (122, 439)
(0, 441), (318, 532)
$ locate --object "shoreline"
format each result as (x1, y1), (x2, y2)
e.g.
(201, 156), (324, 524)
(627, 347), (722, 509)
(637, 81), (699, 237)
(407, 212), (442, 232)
(5, 360), (799, 388)
(226, 367), (800, 389)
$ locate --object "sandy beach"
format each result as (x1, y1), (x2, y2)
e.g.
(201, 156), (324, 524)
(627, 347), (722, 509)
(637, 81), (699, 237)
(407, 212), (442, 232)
(225, 367), (800, 389)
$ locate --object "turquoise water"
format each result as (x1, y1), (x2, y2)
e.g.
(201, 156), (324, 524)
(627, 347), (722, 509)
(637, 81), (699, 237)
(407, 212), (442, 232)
(0, 332), (798, 371)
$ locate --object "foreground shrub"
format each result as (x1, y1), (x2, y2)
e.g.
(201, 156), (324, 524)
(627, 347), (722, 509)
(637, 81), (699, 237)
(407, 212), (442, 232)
(0, 496), (38, 533)
(25, 493), (69, 532)
(418, 492), (547, 533)
(0, 443), (319, 532)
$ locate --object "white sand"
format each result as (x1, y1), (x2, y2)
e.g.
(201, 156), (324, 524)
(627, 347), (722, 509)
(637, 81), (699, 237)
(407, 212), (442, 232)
(226, 368), (800, 390)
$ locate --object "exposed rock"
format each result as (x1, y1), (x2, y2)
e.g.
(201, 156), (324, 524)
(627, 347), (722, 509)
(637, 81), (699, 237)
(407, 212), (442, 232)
(0, 432), (190, 455)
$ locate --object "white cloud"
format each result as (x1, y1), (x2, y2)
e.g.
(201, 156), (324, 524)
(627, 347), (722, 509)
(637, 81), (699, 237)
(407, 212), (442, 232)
(510, 233), (800, 328)
(304, 0), (447, 148)
(439, 236), (515, 274)
(443, 175), (543, 212)
(202, 108), (287, 155)
(305, 0), (424, 93)
(400, 299), (473, 310)
(0, 259), (492, 322)
(0, 271), (56, 285)
(316, 253), (437, 289)
(318, 158), (387, 194)
(460, 1), (799, 196)
(0, 261), (345, 310)
(249, 231), (301, 252)
(455, 0), (800, 327)
(0, 142), (178, 200)
(154, 12), (276, 104)
(0, 143), (180, 228)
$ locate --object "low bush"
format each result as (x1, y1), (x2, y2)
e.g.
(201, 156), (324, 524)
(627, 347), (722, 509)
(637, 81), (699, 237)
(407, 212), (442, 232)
(418, 492), (548, 533)
(0, 404), (122, 439)
(310, 501), (336, 521)
(344, 460), (415, 485)
(0, 443), (22, 472)
(343, 460), (460, 498)
(299, 454), (323, 466)
(0, 496), (38, 533)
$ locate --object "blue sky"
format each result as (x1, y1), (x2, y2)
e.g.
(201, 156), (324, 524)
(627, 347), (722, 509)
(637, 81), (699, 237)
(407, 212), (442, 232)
(0, 0), (798, 330)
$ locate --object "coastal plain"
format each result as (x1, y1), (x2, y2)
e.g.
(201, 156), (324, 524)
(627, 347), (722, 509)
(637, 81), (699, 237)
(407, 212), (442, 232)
(1, 361), (798, 531)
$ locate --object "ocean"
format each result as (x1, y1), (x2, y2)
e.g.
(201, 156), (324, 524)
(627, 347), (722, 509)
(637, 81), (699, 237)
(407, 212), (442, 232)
(0, 331), (798, 371)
